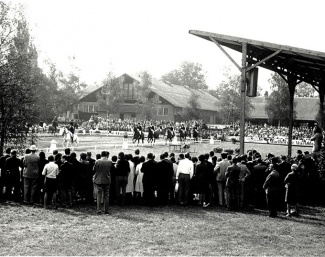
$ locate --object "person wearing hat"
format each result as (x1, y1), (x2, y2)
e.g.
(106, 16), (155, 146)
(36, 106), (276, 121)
(284, 164), (300, 217)
(23, 145), (40, 205)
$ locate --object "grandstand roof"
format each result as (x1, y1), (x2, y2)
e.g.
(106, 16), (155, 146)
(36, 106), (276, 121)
(151, 79), (218, 111)
(189, 30), (325, 87)
(249, 96), (319, 121)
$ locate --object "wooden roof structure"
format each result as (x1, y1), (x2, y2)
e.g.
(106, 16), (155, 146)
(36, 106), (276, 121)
(189, 30), (325, 156)
(189, 30), (325, 87)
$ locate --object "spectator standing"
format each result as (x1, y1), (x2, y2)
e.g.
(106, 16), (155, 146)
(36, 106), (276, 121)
(196, 155), (209, 207)
(125, 154), (135, 204)
(134, 156), (145, 203)
(42, 155), (59, 209)
(156, 154), (174, 205)
(23, 145), (40, 205)
(0, 148), (11, 202)
(225, 157), (240, 210)
(37, 151), (48, 205)
(284, 164), (300, 217)
(59, 155), (74, 207)
(142, 153), (158, 206)
(214, 152), (231, 207)
(5, 150), (23, 201)
(251, 158), (268, 208)
(176, 153), (194, 205)
(79, 153), (90, 202)
(238, 157), (251, 207)
(109, 156), (117, 205)
(93, 151), (112, 214)
(115, 152), (130, 206)
(263, 161), (280, 217)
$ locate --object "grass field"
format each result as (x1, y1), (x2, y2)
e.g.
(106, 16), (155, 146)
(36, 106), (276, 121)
(1, 202), (325, 256)
(2, 135), (322, 256)
(34, 134), (313, 159)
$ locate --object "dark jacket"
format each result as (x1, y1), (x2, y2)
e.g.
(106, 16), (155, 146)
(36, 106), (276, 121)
(59, 161), (74, 189)
(6, 156), (22, 179)
(156, 159), (174, 188)
(116, 158), (130, 177)
(142, 159), (158, 185)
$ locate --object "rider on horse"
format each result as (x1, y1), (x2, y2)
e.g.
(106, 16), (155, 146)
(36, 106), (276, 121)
(68, 121), (75, 143)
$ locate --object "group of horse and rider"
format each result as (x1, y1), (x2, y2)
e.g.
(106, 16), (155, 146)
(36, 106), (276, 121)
(29, 116), (203, 148)
(132, 122), (200, 146)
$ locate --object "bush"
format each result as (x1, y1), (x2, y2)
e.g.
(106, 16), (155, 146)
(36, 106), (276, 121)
(231, 138), (237, 144)
(123, 132), (128, 138)
(94, 130), (100, 134)
(77, 129), (83, 133)
(85, 129), (90, 133)
(214, 147), (223, 153)
(224, 148), (234, 155)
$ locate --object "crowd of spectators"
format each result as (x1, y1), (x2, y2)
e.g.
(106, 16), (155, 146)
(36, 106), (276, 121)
(79, 116), (207, 133)
(0, 144), (323, 217)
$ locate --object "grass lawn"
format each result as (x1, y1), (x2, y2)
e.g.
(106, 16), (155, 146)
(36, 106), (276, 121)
(1, 202), (325, 256)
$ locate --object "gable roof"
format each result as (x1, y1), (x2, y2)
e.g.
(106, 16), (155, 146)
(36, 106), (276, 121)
(150, 78), (218, 111)
(249, 96), (319, 121)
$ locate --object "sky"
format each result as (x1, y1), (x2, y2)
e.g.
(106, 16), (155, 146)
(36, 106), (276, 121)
(17, 0), (325, 93)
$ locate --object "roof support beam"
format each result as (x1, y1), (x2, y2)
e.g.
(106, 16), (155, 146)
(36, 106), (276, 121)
(246, 50), (282, 73)
(209, 37), (241, 72)
(240, 43), (247, 154)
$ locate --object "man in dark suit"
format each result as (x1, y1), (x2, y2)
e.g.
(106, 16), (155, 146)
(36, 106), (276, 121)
(142, 153), (158, 206)
(5, 150), (23, 201)
(156, 154), (174, 205)
(0, 148), (11, 202)
(251, 158), (268, 208)
(59, 155), (74, 207)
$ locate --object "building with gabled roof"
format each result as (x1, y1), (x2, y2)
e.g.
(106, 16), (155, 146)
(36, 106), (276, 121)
(248, 96), (319, 126)
(72, 73), (219, 123)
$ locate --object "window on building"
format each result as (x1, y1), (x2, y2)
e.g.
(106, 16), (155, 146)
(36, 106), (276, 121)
(123, 83), (135, 100)
(82, 104), (98, 113)
(157, 107), (168, 116)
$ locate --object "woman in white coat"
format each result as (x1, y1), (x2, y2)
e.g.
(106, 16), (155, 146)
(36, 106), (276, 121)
(135, 156), (145, 203)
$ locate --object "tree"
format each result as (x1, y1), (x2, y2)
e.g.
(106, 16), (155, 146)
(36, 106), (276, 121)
(161, 61), (208, 90)
(0, 2), (40, 154)
(134, 71), (159, 119)
(264, 73), (297, 126)
(295, 82), (317, 97)
(213, 71), (254, 124)
(182, 91), (201, 120)
(100, 72), (125, 115)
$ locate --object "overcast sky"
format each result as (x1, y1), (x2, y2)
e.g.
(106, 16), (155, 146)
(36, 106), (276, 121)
(20, 0), (325, 92)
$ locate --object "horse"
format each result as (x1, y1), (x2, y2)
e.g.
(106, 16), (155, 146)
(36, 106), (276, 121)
(165, 128), (175, 145)
(48, 125), (58, 136)
(192, 128), (199, 142)
(179, 128), (187, 143)
(147, 127), (155, 145)
(60, 127), (79, 148)
(133, 127), (144, 146)
(147, 127), (161, 145)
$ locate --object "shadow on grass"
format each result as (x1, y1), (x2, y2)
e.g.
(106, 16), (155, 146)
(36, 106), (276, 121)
(2, 201), (325, 227)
